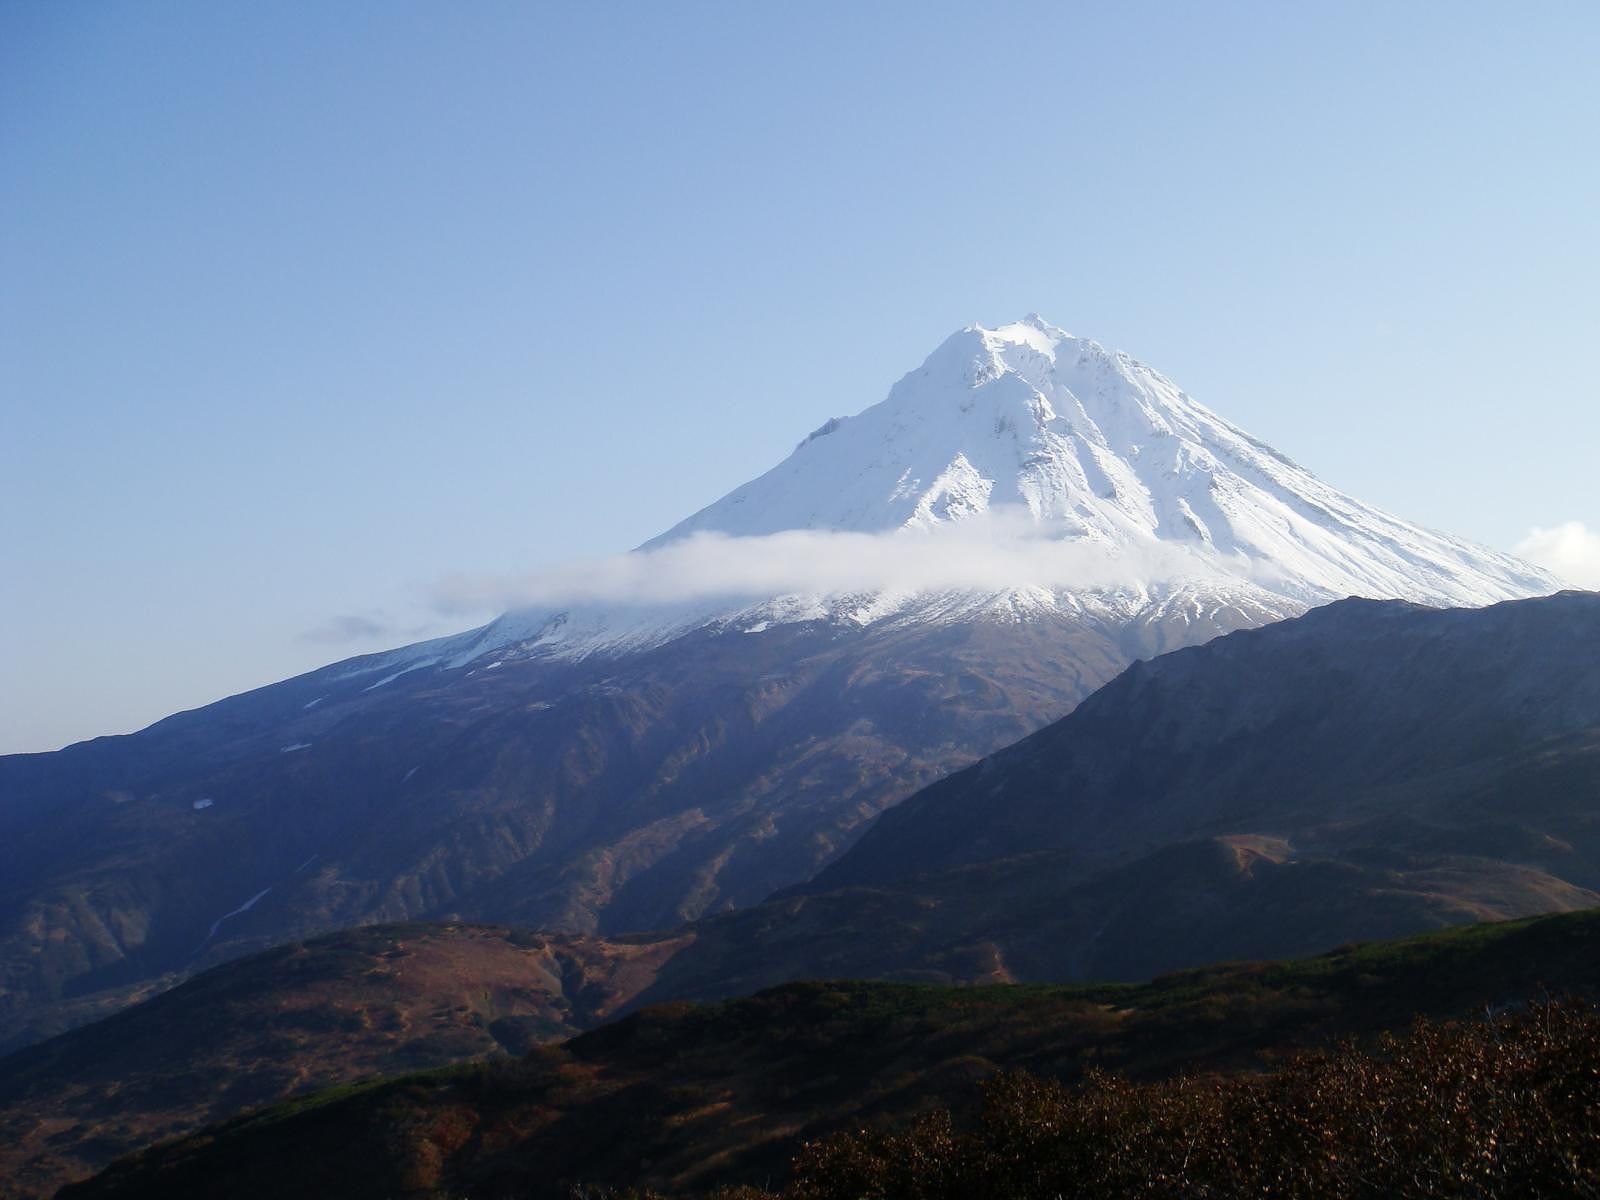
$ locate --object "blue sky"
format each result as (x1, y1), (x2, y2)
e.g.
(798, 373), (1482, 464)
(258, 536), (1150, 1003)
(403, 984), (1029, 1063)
(3, 2), (1598, 753)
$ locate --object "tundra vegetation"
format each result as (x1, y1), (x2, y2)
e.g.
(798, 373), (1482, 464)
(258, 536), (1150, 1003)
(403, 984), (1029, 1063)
(56, 911), (1600, 1200)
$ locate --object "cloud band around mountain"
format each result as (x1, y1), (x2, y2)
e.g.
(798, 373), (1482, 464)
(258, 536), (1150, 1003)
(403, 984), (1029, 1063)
(428, 511), (1249, 616)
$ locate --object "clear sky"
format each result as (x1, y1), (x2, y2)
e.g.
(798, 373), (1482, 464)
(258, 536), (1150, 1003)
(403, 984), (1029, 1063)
(3, 2), (1598, 753)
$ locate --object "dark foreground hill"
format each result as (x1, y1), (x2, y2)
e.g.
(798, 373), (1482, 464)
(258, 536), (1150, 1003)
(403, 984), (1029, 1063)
(59, 909), (1600, 1200)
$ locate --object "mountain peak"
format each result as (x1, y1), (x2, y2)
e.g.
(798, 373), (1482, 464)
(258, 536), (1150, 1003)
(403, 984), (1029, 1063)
(926, 315), (1082, 386)
(983, 313), (1074, 354)
(645, 318), (1555, 609)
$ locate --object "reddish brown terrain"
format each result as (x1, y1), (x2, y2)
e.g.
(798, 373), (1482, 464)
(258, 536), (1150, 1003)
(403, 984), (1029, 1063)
(0, 922), (687, 1199)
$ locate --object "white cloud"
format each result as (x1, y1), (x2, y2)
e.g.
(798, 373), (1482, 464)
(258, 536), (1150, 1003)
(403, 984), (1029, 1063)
(1514, 522), (1600, 590)
(429, 509), (1246, 616)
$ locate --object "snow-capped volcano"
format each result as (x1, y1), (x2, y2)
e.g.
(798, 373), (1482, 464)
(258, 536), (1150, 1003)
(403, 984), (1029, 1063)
(652, 315), (1550, 604)
(423, 315), (1554, 671)
(0, 318), (1564, 1044)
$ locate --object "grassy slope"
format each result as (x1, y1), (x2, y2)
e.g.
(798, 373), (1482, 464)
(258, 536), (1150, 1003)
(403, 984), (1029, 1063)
(65, 907), (1600, 1200)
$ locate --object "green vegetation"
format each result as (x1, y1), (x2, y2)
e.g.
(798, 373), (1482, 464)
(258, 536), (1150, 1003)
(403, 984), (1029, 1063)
(61, 908), (1600, 1199)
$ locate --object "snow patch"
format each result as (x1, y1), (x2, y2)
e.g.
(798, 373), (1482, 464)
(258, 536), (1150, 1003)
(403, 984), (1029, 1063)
(204, 887), (271, 942)
(363, 657), (438, 692)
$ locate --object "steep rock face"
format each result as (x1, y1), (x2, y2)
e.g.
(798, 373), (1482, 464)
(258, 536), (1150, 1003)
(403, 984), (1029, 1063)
(0, 318), (1556, 1050)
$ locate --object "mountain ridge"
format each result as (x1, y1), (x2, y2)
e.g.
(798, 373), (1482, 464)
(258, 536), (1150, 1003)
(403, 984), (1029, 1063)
(814, 589), (1600, 892)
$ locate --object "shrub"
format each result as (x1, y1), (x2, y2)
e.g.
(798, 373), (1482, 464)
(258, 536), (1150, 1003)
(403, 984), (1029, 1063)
(775, 1000), (1600, 1200)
